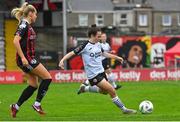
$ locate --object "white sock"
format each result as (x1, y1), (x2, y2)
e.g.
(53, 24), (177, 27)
(34, 101), (41, 106)
(107, 73), (117, 88)
(112, 96), (126, 111)
(15, 104), (19, 110)
(84, 86), (90, 92)
(89, 86), (100, 93)
(84, 86), (100, 93)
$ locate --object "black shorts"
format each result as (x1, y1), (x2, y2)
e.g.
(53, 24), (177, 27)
(17, 58), (40, 73)
(89, 72), (108, 86)
(102, 58), (111, 70)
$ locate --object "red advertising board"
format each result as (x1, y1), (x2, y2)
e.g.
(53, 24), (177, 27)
(50, 70), (86, 83)
(0, 71), (23, 84)
(0, 69), (179, 84)
(50, 69), (180, 83)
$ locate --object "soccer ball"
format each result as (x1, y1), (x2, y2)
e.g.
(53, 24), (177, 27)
(139, 100), (153, 114)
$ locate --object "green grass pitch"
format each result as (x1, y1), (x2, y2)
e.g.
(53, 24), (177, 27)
(0, 81), (180, 121)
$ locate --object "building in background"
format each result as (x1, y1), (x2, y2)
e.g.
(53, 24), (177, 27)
(65, 0), (180, 35)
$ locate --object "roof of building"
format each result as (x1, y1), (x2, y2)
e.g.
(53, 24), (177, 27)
(68, 0), (113, 12)
(68, 0), (180, 12)
(114, 0), (180, 11)
(148, 0), (180, 11)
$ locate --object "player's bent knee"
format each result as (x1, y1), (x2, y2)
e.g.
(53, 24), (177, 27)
(41, 72), (52, 79)
(28, 81), (38, 88)
(45, 72), (52, 79)
(48, 75), (52, 79)
(28, 83), (37, 88)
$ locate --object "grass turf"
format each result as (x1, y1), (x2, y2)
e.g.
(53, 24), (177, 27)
(0, 81), (180, 121)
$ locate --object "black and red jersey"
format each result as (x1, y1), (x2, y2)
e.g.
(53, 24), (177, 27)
(15, 19), (36, 61)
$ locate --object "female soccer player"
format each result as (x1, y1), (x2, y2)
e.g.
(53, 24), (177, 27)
(77, 32), (121, 94)
(10, 2), (52, 118)
(59, 26), (136, 114)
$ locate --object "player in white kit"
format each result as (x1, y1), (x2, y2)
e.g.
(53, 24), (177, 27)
(59, 26), (136, 114)
(77, 32), (121, 94)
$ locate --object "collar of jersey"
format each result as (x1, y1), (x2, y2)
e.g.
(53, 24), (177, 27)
(88, 41), (96, 45)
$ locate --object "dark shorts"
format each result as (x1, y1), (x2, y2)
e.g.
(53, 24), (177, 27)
(102, 58), (111, 70)
(89, 72), (108, 86)
(17, 58), (40, 73)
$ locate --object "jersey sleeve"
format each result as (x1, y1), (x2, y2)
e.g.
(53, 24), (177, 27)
(14, 21), (28, 37)
(73, 41), (88, 55)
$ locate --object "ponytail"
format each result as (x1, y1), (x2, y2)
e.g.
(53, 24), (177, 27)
(11, 2), (36, 23)
(11, 2), (28, 22)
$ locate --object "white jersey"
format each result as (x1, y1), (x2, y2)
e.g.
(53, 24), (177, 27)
(74, 41), (104, 79)
(101, 42), (111, 60)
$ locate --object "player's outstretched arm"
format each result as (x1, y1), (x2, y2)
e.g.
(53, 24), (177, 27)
(59, 51), (75, 69)
(102, 52), (123, 64)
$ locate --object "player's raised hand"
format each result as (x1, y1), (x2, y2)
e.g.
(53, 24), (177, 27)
(117, 56), (124, 64)
(59, 60), (64, 69)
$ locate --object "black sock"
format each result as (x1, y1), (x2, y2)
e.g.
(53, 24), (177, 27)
(36, 79), (52, 102)
(17, 85), (37, 106)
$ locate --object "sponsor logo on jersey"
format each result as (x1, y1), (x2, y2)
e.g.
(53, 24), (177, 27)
(90, 52), (101, 58)
(90, 53), (94, 57)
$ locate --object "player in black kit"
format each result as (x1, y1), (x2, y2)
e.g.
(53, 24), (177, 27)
(10, 2), (52, 118)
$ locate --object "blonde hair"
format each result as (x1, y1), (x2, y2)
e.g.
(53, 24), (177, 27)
(11, 2), (37, 22)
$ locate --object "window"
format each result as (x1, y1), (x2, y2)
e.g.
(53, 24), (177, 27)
(162, 15), (172, 26)
(178, 14), (180, 26)
(95, 14), (104, 26)
(114, 12), (133, 26)
(120, 14), (127, 25)
(138, 14), (148, 26)
(79, 14), (88, 26)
